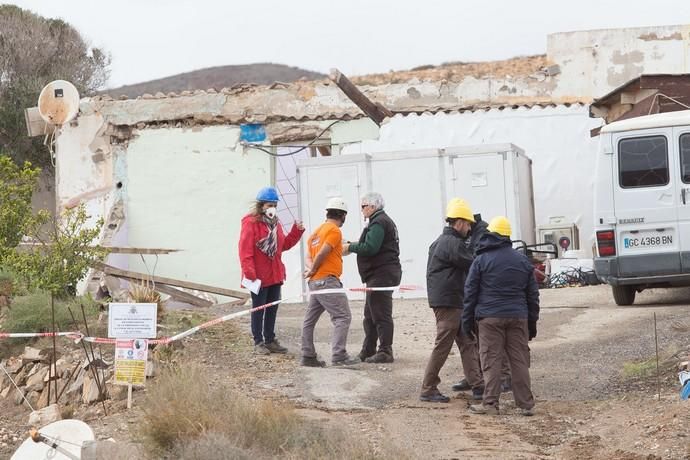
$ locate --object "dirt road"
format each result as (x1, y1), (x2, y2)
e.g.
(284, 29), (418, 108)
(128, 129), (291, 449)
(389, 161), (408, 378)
(2, 284), (689, 459)
(247, 284), (690, 459)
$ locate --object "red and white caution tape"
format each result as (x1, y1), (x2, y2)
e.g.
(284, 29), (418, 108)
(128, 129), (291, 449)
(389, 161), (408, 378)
(0, 284), (424, 345)
(77, 296), (303, 345)
(0, 331), (80, 339)
(307, 284), (423, 295)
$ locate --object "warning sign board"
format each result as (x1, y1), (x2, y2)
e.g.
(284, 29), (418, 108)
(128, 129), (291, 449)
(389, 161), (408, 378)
(114, 339), (148, 385)
(108, 303), (157, 339)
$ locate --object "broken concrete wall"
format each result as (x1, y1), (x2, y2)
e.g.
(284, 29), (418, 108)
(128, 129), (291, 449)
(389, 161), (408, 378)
(124, 126), (270, 291)
(54, 113), (274, 296)
(548, 25), (690, 100)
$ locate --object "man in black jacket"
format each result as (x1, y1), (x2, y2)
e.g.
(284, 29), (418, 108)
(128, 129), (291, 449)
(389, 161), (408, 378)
(462, 216), (539, 416)
(345, 192), (401, 364)
(420, 199), (483, 402)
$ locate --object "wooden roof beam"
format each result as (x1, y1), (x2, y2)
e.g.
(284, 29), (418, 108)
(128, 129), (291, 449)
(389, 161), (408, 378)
(329, 68), (393, 126)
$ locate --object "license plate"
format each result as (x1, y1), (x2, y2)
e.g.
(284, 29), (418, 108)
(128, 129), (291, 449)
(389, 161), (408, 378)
(623, 232), (673, 249)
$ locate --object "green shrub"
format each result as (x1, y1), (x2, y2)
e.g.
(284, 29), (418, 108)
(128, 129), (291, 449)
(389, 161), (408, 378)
(1, 292), (100, 335)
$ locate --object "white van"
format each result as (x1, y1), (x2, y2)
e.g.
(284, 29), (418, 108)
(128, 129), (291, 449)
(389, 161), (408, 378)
(594, 110), (690, 305)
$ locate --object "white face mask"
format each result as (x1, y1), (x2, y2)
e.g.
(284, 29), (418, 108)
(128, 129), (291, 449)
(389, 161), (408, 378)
(264, 207), (277, 219)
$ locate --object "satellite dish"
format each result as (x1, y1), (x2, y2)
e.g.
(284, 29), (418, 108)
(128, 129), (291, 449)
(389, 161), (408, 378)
(38, 80), (80, 125)
(11, 419), (94, 460)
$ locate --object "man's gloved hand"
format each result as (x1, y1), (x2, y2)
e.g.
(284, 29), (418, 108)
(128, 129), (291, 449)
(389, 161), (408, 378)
(528, 320), (537, 341)
(461, 319), (475, 340)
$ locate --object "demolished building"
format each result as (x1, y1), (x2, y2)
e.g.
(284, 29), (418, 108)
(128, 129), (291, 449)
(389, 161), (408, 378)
(25, 24), (690, 301)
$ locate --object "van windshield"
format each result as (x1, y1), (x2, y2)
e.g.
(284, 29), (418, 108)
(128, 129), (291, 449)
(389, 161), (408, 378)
(619, 135), (668, 188)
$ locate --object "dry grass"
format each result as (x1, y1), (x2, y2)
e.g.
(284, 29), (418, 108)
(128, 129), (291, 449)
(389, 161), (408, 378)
(622, 347), (688, 381)
(128, 281), (165, 318)
(141, 363), (404, 459)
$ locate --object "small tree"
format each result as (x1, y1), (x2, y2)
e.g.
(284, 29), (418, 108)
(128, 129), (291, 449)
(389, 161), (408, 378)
(0, 156), (40, 262)
(0, 5), (111, 168)
(4, 205), (106, 296)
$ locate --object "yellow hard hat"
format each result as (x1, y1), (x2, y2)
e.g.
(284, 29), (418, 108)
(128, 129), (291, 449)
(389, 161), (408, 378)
(488, 216), (512, 237)
(446, 198), (475, 223)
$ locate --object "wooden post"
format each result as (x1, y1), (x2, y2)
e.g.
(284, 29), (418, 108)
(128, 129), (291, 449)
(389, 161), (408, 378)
(329, 68), (393, 126)
(127, 383), (133, 410)
(49, 293), (56, 404)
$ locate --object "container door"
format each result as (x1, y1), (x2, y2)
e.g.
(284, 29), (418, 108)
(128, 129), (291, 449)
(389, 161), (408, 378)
(302, 164), (364, 296)
(612, 129), (680, 277)
(450, 154), (507, 220)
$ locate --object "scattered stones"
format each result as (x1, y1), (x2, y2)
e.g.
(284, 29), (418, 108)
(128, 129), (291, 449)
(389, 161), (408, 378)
(21, 346), (48, 364)
(36, 386), (50, 409)
(25, 366), (48, 392)
(106, 383), (127, 401)
(28, 403), (62, 426)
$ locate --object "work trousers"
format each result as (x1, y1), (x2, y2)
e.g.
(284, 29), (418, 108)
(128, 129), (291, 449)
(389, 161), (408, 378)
(421, 307), (482, 396)
(478, 317), (534, 410)
(301, 277), (352, 362)
(250, 284), (281, 345)
(361, 271), (400, 357)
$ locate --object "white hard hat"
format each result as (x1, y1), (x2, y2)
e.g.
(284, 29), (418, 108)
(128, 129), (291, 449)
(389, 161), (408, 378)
(326, 197), (348, 212)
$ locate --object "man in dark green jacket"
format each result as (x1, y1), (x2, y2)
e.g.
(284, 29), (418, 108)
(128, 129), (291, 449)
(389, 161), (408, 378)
(345, 192), (401, 363)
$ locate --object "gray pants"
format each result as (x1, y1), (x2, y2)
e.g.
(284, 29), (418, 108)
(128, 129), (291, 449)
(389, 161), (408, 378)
(301, 276), (352, 363)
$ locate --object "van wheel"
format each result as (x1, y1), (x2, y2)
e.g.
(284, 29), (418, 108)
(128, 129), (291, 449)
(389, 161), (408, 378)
(612, 286), (635, 306)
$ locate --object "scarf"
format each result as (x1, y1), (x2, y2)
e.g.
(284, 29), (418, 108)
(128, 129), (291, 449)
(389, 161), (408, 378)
(256, 215), (278, 258)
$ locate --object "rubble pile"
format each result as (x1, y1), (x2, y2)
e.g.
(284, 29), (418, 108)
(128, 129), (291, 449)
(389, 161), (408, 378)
(0, 346), (125, 410)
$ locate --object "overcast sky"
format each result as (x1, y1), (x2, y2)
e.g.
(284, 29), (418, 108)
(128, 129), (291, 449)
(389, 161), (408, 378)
(6, 1), (690, 88)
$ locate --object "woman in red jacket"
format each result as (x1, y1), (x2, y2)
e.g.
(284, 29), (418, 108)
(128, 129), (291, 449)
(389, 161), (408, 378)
(239, 186), (305, 354)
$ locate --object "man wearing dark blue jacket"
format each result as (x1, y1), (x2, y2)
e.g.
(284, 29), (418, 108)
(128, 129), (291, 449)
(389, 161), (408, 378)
(462, 216), (539, 416)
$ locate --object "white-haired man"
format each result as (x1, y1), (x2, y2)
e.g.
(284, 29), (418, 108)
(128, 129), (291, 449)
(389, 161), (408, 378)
(344, 192), (401, 363)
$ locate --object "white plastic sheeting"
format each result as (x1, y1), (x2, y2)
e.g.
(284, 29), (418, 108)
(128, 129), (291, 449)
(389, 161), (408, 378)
(341, 105), (602, 256)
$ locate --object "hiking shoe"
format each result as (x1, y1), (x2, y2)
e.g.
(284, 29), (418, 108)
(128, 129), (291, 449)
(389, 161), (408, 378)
(420, 393), (450, 403)
(254, 342), (271, 355)
(519, 407), (534, 416)
(364, 351), (394, 364)
(300, 356), (326, 368)
(469, 404), (499, 415)
(264, 340), (288, 354)
(332, 357), (361, 366)
(451, 379), (471, 392)
(358, 350), (374, 362)
(471, 387), (484, 401)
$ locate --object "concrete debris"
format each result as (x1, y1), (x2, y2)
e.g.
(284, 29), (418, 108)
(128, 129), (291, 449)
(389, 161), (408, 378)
(66, 368), (85, 396)
(82, 374), (102, 404)
(106, 382), (128, 401)
(28, 403), (62, 426)
(25, 366), (48, 392)
(4, 357), (23, 373)
(13, 388), (25, 406)
(21, 346), (48, 363)
(82, 350), (112, 370)
(145, 359), (157, 378)
(36, 385), (50, 409)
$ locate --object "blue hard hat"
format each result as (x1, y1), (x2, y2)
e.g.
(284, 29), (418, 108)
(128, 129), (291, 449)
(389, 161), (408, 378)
(256, 187), (279, 203)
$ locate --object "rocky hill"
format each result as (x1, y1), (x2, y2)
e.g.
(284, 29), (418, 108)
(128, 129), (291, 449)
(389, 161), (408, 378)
(104, 63), (326, 98)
